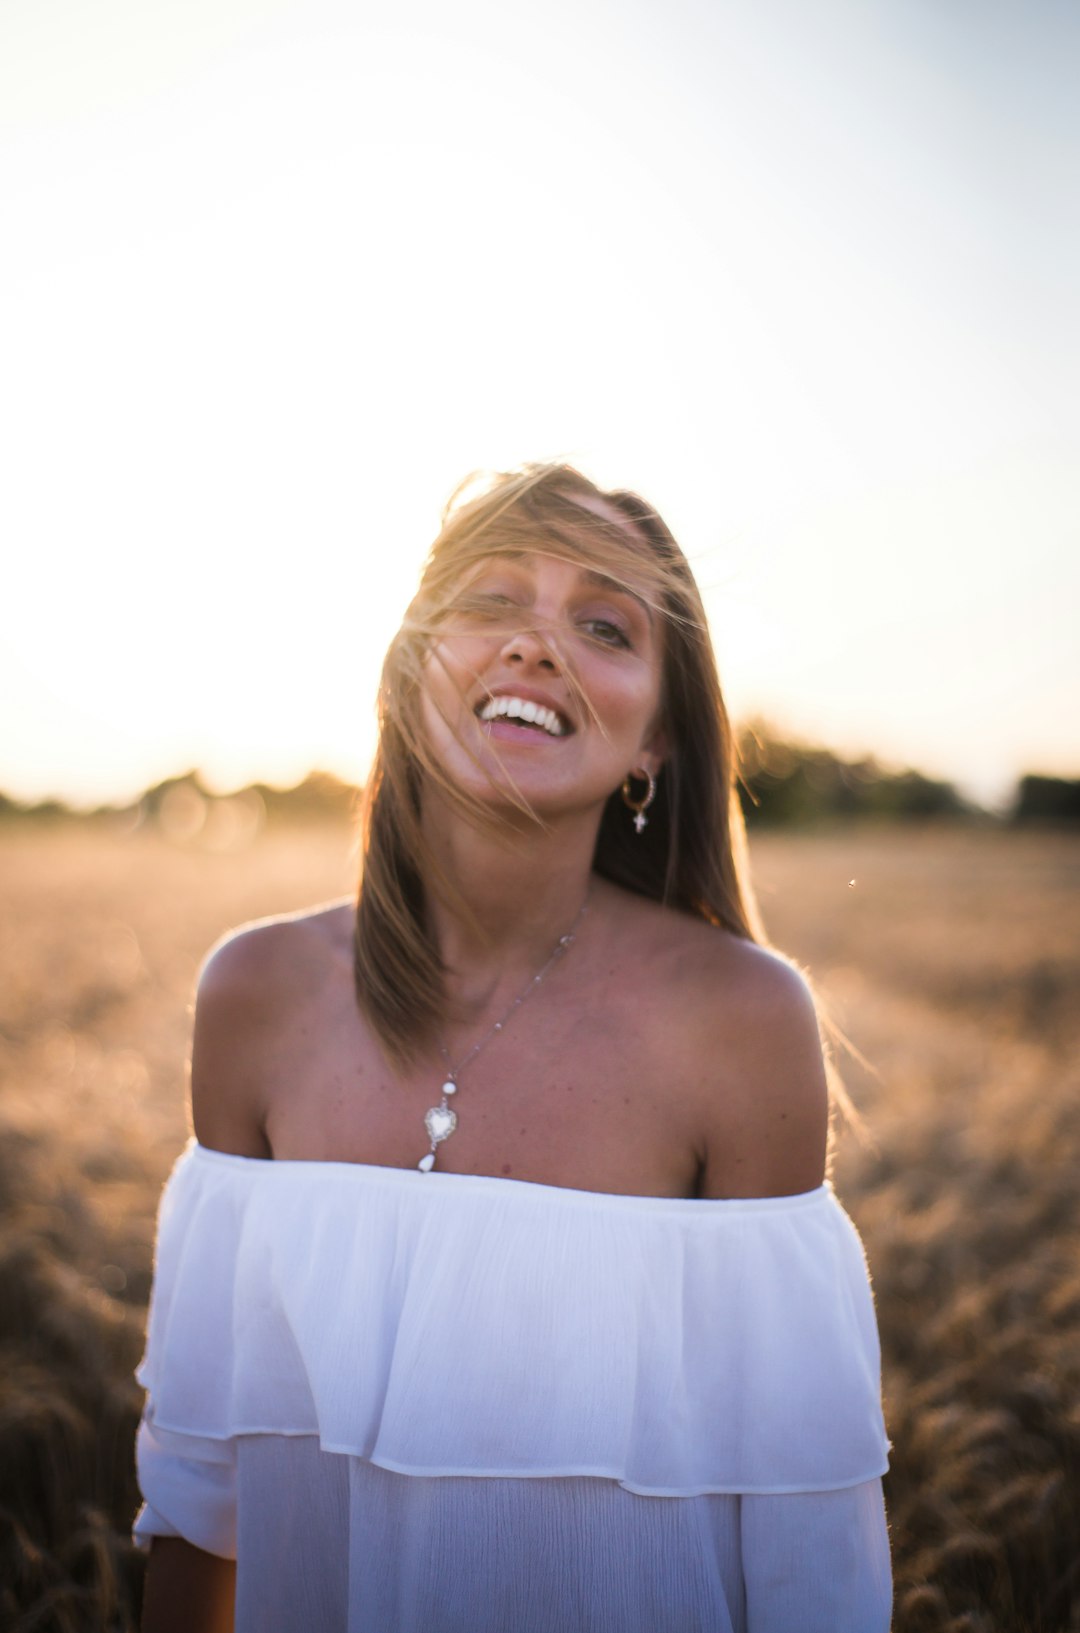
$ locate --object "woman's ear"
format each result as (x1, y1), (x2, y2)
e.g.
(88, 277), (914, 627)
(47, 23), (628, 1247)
(639, 722), (669, 780)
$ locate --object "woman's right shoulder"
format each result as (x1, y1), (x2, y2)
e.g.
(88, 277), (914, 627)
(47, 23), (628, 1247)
(190, 902), (354, 1157)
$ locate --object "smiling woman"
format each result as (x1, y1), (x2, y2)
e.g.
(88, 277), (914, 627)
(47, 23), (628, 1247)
(134, 463), (891, 1633)
(419, 551), (663, 825)
(354, 467), (762, 1076)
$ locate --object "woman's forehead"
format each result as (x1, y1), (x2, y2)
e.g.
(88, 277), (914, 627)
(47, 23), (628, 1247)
(456, 498), (657, 584)
(468, 547), (632, 583)
(563, 489), (632, 527)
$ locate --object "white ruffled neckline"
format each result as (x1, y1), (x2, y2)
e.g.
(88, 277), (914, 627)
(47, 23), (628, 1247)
(138, 1139), (889, 1494)
(188, 1139), (833, 1216)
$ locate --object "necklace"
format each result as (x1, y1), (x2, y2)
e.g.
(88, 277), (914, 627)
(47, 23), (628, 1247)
(418, 894), (590, 1172)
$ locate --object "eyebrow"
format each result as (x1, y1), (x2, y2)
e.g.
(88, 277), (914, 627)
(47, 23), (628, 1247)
(580, 568), (654, 623)
(470, 553), (654, 624)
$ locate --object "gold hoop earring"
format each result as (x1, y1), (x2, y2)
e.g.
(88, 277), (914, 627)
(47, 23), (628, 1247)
(621, 768), (657, 835)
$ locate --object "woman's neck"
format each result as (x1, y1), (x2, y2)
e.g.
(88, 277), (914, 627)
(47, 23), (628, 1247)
(419, 794), (599, 1024)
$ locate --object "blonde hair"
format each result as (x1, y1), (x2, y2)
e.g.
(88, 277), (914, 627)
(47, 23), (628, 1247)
(354, 462), (763, 1067)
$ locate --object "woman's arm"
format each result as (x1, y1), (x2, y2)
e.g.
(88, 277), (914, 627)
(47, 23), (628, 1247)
(141, 1537), (236, 1633)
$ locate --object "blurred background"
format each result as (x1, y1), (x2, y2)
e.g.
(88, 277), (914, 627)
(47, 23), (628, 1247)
(3, 0), (1077, 818)
(2, 2), (1078, 1630)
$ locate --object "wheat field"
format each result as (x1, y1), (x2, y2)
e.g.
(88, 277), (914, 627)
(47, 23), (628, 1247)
(1, 818), (1077, 1631)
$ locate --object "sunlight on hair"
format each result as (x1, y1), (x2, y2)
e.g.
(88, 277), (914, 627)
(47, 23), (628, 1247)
(355, 461), (763, 1068)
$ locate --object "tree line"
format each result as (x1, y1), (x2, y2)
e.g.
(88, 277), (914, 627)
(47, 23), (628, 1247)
(1, 730), (1077, 827)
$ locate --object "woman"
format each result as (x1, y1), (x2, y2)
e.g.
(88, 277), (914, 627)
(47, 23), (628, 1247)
(136, 463), (891, 1632)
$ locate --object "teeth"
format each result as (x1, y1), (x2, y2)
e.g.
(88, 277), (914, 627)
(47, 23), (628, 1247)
(478, 696), (566, 736)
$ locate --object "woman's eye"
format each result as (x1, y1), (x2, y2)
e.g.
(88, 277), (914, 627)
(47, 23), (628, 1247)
(454, 591), (519, 618)
(583, 618), (630, 648)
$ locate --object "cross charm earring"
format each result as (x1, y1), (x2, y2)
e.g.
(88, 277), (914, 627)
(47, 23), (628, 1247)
(621, 768), (657, 835)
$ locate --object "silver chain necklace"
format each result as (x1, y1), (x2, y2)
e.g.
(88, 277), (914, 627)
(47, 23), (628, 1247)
(418, 894), (590, 1172)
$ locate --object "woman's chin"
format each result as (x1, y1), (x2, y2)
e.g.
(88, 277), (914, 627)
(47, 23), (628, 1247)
(436, 766), (608, 832)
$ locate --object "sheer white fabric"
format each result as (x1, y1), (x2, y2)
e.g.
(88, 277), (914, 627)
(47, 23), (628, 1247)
(135, 1143), (892, 1631)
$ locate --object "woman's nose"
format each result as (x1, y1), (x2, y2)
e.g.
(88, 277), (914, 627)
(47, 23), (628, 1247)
(499, 622), (559, 672)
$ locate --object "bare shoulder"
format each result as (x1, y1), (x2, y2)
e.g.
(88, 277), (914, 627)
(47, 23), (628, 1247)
(190, 900), (354, 1157)
(662, 916), (829, 1198)
(686, 926), (820, 1029)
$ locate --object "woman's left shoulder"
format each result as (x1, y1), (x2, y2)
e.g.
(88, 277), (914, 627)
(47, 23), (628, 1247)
(684, 924), (818, 1023)
(670, 925), (823, 1079)
(619, 892), (810, 1010)
(655, 914), (829, 1196)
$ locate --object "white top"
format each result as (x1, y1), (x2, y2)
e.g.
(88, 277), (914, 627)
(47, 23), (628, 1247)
(135, 1142), (892, 1631)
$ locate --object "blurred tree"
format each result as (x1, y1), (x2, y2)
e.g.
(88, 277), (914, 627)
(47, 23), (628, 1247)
(247, 770), (359, 823)
(736, 720), (971, 827)
(1012, 775), (1080, 825)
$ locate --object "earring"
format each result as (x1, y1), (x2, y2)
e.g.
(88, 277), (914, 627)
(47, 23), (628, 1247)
(621, 768), (657, 834)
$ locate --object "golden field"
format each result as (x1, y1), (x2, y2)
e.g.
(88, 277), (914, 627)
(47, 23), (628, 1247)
(0, 818), (1077, 1631)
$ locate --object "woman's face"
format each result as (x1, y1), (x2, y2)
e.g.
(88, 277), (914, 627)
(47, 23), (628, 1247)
(418, 524), (666, 825)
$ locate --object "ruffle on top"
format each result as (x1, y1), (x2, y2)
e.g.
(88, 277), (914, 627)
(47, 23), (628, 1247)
(136, 1142), (889, 1496)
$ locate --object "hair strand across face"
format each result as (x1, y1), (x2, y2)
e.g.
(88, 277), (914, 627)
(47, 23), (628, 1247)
(354, 461), (764, 1069)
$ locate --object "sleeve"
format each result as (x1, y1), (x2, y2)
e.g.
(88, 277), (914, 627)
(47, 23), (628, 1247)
(133, 1412), (238, 1559)
(740, 1478), (892, 1633)
(132, 1144), (246, 1560)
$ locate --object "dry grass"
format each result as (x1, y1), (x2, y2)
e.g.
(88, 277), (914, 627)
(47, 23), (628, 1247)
(0, 819), (1077, 1630)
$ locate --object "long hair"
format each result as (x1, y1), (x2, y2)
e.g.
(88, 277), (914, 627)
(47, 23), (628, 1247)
(355, 462), (763, 1068)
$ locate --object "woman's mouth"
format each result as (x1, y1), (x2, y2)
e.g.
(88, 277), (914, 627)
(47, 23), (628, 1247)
(476, 695), (570, 737)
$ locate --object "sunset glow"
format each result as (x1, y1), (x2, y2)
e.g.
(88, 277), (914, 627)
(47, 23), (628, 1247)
(3, 0), (1077, 809)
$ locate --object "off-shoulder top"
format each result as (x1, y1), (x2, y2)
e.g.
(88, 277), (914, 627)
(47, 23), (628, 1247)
(134, 1142), (892, 1632)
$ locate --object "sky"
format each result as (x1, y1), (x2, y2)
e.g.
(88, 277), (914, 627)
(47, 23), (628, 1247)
(3, 0), (1077, 811)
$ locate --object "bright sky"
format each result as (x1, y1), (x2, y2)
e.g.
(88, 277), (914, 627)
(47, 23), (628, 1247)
(3, 0), (1077, 811)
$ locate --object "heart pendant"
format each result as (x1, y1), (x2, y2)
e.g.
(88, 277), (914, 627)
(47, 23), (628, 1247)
(425, 1104), (458, 1145)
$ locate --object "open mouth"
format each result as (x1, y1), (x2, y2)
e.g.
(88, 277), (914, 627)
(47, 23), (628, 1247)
(476, 695), (570, 737)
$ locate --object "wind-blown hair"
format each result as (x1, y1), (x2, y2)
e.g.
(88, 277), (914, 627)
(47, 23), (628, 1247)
(355, 462), (763, 1067)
